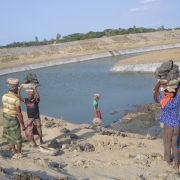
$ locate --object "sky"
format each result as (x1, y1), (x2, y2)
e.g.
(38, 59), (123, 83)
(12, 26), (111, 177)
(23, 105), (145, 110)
(0, 0), (180, 46)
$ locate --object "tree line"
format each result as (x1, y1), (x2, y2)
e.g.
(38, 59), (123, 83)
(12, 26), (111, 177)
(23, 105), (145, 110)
(0, 26), (179, 49)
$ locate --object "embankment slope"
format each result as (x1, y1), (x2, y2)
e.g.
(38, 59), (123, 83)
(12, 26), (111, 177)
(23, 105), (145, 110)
(0, 30), (180, 73)
(109, 48), (180, 72)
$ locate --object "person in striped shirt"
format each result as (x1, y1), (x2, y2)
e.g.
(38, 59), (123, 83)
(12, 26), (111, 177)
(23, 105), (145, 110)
(2, 78), (25, 159)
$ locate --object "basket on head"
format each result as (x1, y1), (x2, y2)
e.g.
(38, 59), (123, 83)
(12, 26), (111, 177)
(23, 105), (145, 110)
(21, 83), (33, 89)
(92, 118), (102, 126)
(7, 78), (19, 85)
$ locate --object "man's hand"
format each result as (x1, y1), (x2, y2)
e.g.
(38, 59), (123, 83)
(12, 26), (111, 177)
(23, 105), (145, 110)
(159, 80), (167, 85)
(18, 85), (22, 91)
(32, 84), (37, 90)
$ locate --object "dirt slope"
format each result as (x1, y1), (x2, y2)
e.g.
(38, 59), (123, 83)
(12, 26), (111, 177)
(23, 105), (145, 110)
(0, 30), (180, 70)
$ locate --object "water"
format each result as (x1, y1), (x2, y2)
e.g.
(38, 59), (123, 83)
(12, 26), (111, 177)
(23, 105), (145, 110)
(0, 54), (157, 126)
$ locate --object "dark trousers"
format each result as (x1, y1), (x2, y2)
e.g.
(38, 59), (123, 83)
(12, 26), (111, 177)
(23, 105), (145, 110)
(163, 124), (179, 162)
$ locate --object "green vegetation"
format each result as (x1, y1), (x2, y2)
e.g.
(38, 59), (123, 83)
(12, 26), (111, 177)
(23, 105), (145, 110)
(0, 26), (179, 49)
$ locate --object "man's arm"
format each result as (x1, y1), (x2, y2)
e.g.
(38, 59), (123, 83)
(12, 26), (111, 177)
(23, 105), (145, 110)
(177, 82), (180, 94)
(16, 106), (25, 131)
(18, 85), (25, 102)
(32, 84), (40, 101)
(153, 81), (161, 103)
(153, 80), (166, 103)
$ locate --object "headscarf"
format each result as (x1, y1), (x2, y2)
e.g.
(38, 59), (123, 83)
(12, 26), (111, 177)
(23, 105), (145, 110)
(7, 84), (19, 90)
(7, 78), (19, 90)
(160, 92), (174, 109)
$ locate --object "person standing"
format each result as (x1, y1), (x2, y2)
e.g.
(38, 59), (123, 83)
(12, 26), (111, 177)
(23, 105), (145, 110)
(18, 84), (43, 147)
(93, 94), (102, 119)
(2, 78), (25, 158)
(153, 80), (180, 170)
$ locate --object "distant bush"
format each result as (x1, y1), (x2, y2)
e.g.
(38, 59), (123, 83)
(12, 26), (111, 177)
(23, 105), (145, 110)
(0, 26), (177, 49)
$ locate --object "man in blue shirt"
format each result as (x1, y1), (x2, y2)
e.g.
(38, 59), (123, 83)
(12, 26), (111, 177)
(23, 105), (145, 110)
(153, 80), (180, 170)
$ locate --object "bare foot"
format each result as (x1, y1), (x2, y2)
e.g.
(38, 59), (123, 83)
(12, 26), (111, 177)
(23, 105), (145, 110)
(167, 161), (171, 166)
(12, 149), (17, 155)
(173, 162), (179, 170)
(40, 140), (45, 144)
(32, 143), (38, 148)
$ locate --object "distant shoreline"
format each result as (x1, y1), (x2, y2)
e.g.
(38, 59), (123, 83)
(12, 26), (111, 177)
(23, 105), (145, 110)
(0, 43), (180, 76)
(1, 30), (180, 75)
(110, 47), (180, 72)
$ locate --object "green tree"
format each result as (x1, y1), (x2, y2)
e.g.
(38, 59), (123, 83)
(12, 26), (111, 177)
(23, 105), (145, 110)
(56, 33), (61, 41)
(157, 25), (165, 31)
(43, 38), (47, 45)
(48, 38), (55, 44)
(35, 36), (39, 42)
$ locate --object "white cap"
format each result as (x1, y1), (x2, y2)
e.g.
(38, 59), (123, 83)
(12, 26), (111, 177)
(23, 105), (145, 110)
(94, 94), (100, 97)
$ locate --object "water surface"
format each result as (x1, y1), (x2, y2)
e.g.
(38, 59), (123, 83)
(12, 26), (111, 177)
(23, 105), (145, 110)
(0, 54), (157, 126)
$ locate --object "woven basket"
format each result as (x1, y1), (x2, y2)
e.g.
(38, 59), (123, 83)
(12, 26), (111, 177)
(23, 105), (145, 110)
(21, 84), (33, 89)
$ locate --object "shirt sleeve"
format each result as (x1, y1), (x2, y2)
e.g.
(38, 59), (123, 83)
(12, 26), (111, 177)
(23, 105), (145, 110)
(93, 101), (98, 110)
(176, 94), (180, 102)
(15, 99), (20, 107)
(157, 95), (162, 103)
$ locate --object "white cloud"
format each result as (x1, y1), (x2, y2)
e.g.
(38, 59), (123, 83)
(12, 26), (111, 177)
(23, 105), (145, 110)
(129, 7), (148, 12)
(140, 0), (161, 3)
(130, 0), (162, 12)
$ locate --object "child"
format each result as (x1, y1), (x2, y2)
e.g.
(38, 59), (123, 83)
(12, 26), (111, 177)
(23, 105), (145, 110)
(93, 94), (102, 119)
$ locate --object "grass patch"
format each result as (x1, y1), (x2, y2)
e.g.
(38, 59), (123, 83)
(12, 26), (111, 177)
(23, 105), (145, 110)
(1, 55), (19, 62)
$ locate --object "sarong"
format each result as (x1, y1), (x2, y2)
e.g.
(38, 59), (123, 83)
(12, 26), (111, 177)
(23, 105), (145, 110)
(25, 118), (42, 141)
(2, 113), (22, 146)
(97, 110), (102, 119)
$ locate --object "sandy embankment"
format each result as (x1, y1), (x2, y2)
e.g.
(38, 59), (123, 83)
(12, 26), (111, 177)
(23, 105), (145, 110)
(109, 48), (180, 72)
(0, 30), (180, 75)
(0, 107), (180, 180)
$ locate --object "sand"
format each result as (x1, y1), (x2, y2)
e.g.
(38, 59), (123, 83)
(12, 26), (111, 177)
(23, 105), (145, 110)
(112, 48), (180, 67)
(0, 108), (180, 180)
(1, 31), (180, 179)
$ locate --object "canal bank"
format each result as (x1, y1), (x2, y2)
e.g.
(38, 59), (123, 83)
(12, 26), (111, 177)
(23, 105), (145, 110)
(0, 43), (180, 76)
